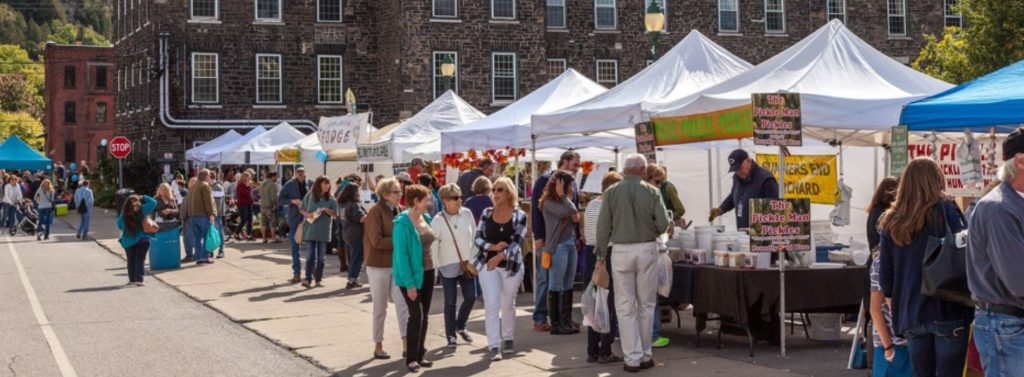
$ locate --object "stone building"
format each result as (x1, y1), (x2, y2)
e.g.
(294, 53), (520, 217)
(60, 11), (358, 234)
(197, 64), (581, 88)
(44, 43), (115, 166)
(114, 0), (960, 163)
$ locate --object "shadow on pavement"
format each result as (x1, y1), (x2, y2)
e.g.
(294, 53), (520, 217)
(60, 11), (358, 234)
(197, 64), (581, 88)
(66, 284), (129, 293)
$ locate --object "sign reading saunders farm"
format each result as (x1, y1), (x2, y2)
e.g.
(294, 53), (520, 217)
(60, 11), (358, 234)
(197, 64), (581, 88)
(755, 154), (838, 205)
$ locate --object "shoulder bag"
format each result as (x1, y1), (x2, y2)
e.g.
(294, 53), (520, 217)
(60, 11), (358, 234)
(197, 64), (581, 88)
(921, 203), (973, 307)
(542, 217), (571, 270)
(442, 212), (478, 277)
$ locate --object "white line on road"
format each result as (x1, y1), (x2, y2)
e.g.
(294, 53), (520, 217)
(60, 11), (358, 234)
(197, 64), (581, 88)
(7, 236), (79, 377)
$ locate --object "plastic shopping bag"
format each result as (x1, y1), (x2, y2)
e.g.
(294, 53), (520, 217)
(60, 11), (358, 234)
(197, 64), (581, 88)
(205, 224), (222, 253)
(657, 252), (673, 298)
(582, 283), (612, 334)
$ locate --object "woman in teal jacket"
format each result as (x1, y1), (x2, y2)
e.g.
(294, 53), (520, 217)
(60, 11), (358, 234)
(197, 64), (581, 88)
(117, 195), (157, 286)
(392, 184), (436, 372)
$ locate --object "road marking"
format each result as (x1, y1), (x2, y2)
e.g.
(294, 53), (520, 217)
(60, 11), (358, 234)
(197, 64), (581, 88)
(7, 236), (79, 377)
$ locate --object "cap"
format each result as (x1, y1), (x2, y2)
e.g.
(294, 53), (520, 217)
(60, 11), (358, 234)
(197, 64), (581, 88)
(295, 165), (305, 171)
(395, 172), (414, 183)
(1004, 127), (1024, 161)
(727, 149), (750, 173)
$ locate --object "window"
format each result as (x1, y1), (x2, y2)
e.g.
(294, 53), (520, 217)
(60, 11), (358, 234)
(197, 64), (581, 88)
(887, 0), (906, 36)
(64, 66), (76, 88)
(827, 0), (845, 23)
(594, 0), (616, 29)
(719, 0), (738, 32)
(130, 62), (136, 87)
(191, 53), (219, 103)
(492, 0), (515, 19)
(318, 0), (342, 22)
(491, 52), (517, 102)
(944, 0), (962, 27)
(765, 0), (785, 33)
(595, 60), (618, 86)
(256, 54), (282, 103)
(318, 55), (343, 104)
(64, 142), (76, 163)
(96, 103), (107, 124)
(64, 101), (76, 123)
(96, 66), (108, 89)
(546, 58), (566, 78)
(432, 51), (459, 98)
(191, 0), (218, 19)
(255, 0), (281, 21)
(434, 0), (457, 18)
(546, 0), (565, 28)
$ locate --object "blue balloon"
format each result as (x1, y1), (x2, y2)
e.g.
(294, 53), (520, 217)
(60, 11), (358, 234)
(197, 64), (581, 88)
(71, 174), (79, 182)
(70, 163), (77, 171)
(316, 150), (328, 162)
(100, 138), (108, 147)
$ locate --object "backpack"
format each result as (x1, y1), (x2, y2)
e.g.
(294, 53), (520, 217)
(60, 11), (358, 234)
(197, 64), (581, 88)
(77, 197), (88, 214)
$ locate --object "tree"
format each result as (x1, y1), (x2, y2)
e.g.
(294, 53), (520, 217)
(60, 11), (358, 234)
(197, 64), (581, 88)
(0, 4), (28, 47)
(914, 0), (1024, 84)
(0, 44), (43, 91)
(74, 0), (111, 39)
(914, 28), (973, 84)
(0, 111), (45, 149)
(0, 74), (43, 118)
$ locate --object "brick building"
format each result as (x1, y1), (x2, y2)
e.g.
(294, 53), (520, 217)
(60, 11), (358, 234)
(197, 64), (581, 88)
(114, 0), (961, 162)
(44, 43), (115, 166)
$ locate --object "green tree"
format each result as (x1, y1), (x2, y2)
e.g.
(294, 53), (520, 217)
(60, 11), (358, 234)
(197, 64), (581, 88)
(0, 111), (45, 149)
(914, 29), (973, 84)
(17, 0), (67, 25)
(0, 4), (28, 47)
(74, 0), (111, 39)
(0, 44), (43, 90)
(914, 0), (1024, 83)
(0, 74), (43, 117)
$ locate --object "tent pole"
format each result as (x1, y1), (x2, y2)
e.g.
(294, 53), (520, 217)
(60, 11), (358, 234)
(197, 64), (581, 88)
(778, 145), (787, 358)
(707, 148), (713, 216)
(514, 153), (520, 197)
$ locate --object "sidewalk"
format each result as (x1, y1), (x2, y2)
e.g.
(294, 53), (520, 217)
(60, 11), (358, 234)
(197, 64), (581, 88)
(66, 210), (861, 377)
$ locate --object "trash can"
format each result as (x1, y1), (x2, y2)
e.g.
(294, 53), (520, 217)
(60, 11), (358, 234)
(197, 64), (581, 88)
(150, 227), (182, 270)
(115, 188), (135, 215)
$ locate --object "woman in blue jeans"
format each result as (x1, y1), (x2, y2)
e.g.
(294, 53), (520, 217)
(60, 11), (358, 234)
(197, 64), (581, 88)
(300, 176), (337, 288)
(430, 184), (478, 348)
(540, 170), (580, 335)
(33, 179), (55, 240)
(338, 183), (366, 289)
(879, 158), (972, 377)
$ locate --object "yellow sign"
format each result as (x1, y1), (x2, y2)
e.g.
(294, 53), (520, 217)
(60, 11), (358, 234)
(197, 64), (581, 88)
(651, 105), (753, 145)
(755, 154), (838, 205)
(275, 149), (301, 163)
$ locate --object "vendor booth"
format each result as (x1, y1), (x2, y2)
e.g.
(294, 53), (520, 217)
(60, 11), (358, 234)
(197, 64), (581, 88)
(0, 136), (51, 171)
(184, 130), (242, 162)
(900, 58), (1024, 132)
(221, 122), (305, 165)
(369, 91), (485, 163)
(189, 127), (268, 164)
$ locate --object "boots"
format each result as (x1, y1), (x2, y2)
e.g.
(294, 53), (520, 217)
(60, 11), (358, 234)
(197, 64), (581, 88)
(559, 290), (580, 334)
(548, 291), (562, 335)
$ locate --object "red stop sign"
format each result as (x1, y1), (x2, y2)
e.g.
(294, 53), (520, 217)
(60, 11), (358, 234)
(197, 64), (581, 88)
(108, 136), (132, 159)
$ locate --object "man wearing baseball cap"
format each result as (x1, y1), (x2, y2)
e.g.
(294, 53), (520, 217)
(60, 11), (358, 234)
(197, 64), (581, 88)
(709, 149), (779, 229)
(278, 165), (313, 283)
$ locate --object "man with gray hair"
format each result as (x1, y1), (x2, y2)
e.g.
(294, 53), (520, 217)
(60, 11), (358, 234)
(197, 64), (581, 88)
(186, 169), (218, 265)
(967, 127), (1024, 376)
(596, 153), (670, 373)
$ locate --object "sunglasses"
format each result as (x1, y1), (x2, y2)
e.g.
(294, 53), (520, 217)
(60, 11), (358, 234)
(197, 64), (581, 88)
(390, 190), (402, 195)
(494, 188), (506, 193)
(447, 196), (462, 201)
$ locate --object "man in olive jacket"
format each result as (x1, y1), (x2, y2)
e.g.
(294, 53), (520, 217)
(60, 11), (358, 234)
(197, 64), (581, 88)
(187, 169), (217, 265)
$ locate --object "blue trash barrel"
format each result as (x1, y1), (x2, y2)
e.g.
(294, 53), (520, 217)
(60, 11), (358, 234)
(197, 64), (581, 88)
(150, 227), (182, 270)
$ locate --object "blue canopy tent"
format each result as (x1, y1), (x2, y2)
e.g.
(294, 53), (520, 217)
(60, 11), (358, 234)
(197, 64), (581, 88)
(0, 136), (52, 171)
(900, 59), (1024, 132)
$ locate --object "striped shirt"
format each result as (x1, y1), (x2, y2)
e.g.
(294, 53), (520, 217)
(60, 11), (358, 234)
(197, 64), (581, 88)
(871, 257), (906, 347)
(583, 197), (602, 246)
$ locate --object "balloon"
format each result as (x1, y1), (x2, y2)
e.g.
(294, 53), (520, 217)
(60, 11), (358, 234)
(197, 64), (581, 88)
(100, 138), (108, 147)
(316, 150), (328, 162)
(71, 174), (79, 182)
(70, 163), (77, 171)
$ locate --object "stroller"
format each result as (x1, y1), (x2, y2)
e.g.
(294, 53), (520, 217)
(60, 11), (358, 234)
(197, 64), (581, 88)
(221, 204), (242, 242)
(10, 199), (38, 236)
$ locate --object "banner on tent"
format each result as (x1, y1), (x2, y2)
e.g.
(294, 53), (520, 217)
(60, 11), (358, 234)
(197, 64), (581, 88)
(749, 198), (811, 253)
(756, 154), (838, 205)
(357, 140), (393, 162)
(275, 149), (301, 163)
(752, 93), (802, 147)
(908, 143), (1002, 197)
(650, 105), (753, 145)
(318, 113), (369, 150)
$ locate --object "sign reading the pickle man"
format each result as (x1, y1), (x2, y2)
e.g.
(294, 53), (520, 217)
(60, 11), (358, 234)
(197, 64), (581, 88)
(752, 93), (802, 147)
(748, 198), (811, 253)
(755, 154), (838, 205)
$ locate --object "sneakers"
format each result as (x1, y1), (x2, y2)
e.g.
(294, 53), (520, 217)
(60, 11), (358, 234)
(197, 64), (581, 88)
(533, 322), (551, 332)
(134, 282), (146, 287)
(417, 359), (433, 368)
(290, 276), (302, 284)
(346, 281), (363, 289)
(314, 281), (324, 288)
(216, 252), (225, 259)
(599, 355), (623, 364)
(640, 359), (656, 369)
(652, 337), (670, 348)
(181, 256), (195, 263)
(457, 329), (473, 343)
(447, 336), (457, 348)
(406, 361), (421, 373)
(301, 280), (312, 288)
(502, 340), (514, 354)
(489, 348), (502, 361)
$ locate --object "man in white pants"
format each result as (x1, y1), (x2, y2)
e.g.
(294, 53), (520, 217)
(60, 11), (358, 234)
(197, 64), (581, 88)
(596, 154), (671, 373)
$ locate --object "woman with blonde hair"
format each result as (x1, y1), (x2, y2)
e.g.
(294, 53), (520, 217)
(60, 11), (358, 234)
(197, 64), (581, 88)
(364, 178), (409, 360)
(34, 179), (56, 240)
(878, 157), (971, 377)
(154, 183), (180, 230)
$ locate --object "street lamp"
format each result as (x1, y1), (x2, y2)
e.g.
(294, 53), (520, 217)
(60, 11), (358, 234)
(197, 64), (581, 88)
(441, 54), (456, 92)
(645, 0), (665, 60)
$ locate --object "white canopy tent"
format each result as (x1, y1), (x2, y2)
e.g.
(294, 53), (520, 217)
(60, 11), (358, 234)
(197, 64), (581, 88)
(646, 20), (954, 145)
(377, 90), (485, 162)
(185, 130), (242, 162)
(190, 127), (267, 163)
(221, 122), (306, 165)
(531, 29), (753, 136)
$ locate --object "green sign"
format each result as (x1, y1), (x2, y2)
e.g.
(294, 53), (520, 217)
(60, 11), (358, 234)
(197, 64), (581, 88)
(651, 105), (753, 145)
(748, 198), (811, 253)
(890, 125), (909, 176)
(752, 93), (802, 147)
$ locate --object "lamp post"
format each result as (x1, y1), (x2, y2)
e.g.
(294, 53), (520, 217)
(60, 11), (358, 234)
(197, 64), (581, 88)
(441, 54), (456, 92)
(645, 0), (665, 60)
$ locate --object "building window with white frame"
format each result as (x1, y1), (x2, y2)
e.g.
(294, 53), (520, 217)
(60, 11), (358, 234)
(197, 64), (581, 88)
(719, 0), (738, 33)
(944, 0), (962, 27)
(546, 58), (566, 78)
(595, 59), (618, 86)
(827, 0), (845, 23)
(191, 53), (219, 103)
(434, 0), (457, 18)
(546, 0), (565, 28)
(887, 0), (906, 36)
(318, 55), (343, 104)
(765, 0), (785, 33)
(433, 51), (459, 98)
(594, 0), (616, 29)
(491, 52), (517, 102)
(255, 0), (281, 22)
(318, 0), (343, 22)
(492, 0), (515, 19)
(256, 54), (282, 103)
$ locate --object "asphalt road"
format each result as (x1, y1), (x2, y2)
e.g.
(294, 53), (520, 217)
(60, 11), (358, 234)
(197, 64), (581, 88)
(0, 219), (327, 377)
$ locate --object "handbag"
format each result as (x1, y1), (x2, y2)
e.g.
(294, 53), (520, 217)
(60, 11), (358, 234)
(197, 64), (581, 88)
(77, 198), (88, 214)
(442, 212), (477, 277)
(542, 218), (571, 270)
(921, 203), (974, 307)
(293, 222), (305, 244)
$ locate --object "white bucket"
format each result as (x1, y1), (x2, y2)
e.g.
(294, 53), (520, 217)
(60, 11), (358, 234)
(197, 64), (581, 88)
(807, 314), (843, 341)
(695, 226), (718, 252)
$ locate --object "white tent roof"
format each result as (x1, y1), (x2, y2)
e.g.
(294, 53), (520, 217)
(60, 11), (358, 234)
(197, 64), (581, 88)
(378, 91), (485, 162)
(221, 122), (306, 165)
(185, 130), (242, 161)
(647, 20), (954, 141)
(531, 29), (753, 136)
(191, 127), (267, 163)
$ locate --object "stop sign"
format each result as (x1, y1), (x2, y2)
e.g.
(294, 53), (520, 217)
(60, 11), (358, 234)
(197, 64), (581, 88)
(108, 136), (132, 159)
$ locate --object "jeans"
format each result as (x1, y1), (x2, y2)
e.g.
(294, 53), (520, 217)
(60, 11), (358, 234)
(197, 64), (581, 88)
(441, 273), (477, 338)
(583, 246), (616, 358)
(2, 204), (13, 228)
(239, 205), (254, 236)
(400, 269), (436, 364)
(125, 239), (150, 283)
(872, 345), (913, 377)
(973, 307), (1024, 377)
(305, 241), (327, 282)
(288, 221), (302, 276)
(533, 245), (550, 324)
(611, 242), (659, 367)
(904, 319), (970, 377)
(37, 208), (53, 238)
(549, 237), (578, 292)
(188, 216), (211, 262)
(346, 238), (364, 282)
(78, 212), (91, 238)
(182, 222), (193, 259)
(653, 308), (661, 339)
(216, 216), (224, 254)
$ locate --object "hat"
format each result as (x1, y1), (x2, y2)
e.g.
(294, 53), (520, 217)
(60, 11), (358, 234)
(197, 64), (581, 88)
(395, 172), (414, 183)
(1004, 127), (1024, 161)
(727, 149), (750, 173)
(295, 165), (305, 171)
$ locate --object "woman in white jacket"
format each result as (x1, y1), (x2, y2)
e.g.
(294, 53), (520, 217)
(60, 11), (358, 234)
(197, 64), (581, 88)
(430, 183), (478, 349)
